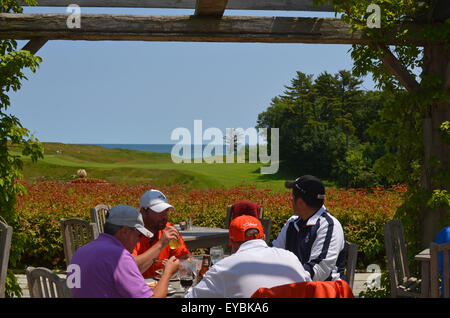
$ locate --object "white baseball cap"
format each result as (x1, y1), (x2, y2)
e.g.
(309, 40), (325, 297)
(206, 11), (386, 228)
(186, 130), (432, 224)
(106, 205), (153, 238)
(140, 189), (174, 213)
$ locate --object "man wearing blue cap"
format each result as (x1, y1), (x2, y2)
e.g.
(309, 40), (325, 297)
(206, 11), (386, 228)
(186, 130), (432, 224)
(69, 204), (179, 298)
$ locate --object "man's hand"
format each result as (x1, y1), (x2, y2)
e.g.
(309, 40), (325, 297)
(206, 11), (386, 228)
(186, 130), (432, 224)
(160, 226), (180, 248)
(164, 256), (180, 277)
(134, 226), (181, 275)
(151, 256), (180, 298)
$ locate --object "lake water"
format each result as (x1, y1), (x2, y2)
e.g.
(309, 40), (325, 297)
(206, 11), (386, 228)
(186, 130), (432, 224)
(94, 144), (230, 159)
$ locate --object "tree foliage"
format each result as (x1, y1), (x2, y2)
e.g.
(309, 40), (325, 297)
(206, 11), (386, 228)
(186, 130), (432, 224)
(313, 0), (449, 264)
(257, 70), (387, 188)
(259, 0), (448, 275)
(1, 0), (44, 297)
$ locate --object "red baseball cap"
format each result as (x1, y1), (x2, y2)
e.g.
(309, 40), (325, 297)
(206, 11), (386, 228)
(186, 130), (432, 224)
(229, 215), (264, 242)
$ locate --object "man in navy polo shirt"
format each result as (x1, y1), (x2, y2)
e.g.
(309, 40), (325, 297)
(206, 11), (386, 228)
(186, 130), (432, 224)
(272, 175), (346, 282)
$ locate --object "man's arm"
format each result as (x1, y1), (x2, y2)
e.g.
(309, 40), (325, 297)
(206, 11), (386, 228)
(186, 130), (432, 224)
(151, 256), (179, 298)
(134, 226), (179, 274)
(303, 217), (344, 281)
(134, 240), (165, 274)
(272, 216), (296, 248)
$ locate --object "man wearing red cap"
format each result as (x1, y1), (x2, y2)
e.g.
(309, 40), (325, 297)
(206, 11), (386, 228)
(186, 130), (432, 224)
(185, 215), (309, 298)
(273, 175), (346, 282)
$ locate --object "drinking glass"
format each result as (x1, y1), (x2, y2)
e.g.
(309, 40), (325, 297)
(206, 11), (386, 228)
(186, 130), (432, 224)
(209, 247), (223, 265)
(192, 255), (204, 279)
(178, 259), (195, 293)
(169, 228), (181, 249)
(169, 238), (181, 249)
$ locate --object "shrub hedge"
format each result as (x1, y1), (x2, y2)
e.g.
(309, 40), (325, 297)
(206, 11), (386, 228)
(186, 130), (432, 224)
(12, 180), (406, 270)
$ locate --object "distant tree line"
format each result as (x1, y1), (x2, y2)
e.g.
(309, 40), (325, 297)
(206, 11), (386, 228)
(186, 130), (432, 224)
(256, 70), (395, 188)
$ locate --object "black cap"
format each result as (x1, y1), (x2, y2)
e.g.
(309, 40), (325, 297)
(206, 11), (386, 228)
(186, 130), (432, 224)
(285, 175), (325, 201)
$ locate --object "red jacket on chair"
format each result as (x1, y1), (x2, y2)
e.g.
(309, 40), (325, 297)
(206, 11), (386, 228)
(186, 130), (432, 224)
(231, 200), (262, 220)
(250, 280), (354, 298)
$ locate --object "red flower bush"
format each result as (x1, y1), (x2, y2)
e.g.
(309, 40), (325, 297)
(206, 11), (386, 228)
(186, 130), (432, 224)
(13, 181), (406, 269)
(70, 178), (109, 184)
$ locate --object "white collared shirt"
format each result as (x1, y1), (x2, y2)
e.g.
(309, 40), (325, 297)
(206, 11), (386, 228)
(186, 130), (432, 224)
(185, 239), (310, 298)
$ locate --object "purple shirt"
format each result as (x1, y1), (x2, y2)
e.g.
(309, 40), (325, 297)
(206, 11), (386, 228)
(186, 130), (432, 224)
(69, 233), (153, 298)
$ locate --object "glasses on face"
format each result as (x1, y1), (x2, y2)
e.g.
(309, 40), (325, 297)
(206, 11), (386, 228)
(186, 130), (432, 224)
(130, 227), (143, 238)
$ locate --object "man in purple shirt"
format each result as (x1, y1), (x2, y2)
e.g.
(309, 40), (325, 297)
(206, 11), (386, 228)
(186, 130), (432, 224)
(69, 204), (179, 298)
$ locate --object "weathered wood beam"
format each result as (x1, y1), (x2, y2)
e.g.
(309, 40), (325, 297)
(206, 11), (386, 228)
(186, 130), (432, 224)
(194, 0), (227, 18)
(25, 0), (335, 12)
(0, 14), (426, 45)
(377, 44), (420, 91)
(21, 37), (48, 54)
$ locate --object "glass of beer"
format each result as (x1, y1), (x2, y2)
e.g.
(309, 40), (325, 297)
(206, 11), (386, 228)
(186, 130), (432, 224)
(169, 238), (181, 249)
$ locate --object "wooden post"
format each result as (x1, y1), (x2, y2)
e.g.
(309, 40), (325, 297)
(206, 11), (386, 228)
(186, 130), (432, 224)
(419, 43), (450, 249)
(194, 0), (228, 18)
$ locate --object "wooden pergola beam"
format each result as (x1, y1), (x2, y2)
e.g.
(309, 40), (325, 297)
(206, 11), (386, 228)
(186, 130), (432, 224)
(194, 0), (228, 18)
(0, 14), (427, 45)
(21, 37), (48, 54)
(377, 44), (420, 92)
(25, 0), (335, 12)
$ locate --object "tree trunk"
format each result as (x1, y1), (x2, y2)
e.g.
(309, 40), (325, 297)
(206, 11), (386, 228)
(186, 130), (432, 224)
(420, 44), (450, 249)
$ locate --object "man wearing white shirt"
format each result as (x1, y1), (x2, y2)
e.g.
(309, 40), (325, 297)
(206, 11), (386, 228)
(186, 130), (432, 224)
(272, 175), (346, 282)
(185, 215), (310, 298)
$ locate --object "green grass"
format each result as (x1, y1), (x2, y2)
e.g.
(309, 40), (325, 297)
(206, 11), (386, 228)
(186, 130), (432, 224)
(15, 142), (294, 191)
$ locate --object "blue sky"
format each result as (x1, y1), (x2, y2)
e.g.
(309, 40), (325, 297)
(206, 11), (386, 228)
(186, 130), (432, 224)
(8, 7), (376, 144)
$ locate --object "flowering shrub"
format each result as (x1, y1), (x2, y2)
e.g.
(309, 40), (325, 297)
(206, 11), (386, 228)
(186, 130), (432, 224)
(13, 181), (406, 270)
(70, 178), (109, 184)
